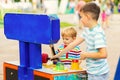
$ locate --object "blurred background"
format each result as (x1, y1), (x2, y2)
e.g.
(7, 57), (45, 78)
(0, 0), (120, 27)
(0, 0), (120, 80)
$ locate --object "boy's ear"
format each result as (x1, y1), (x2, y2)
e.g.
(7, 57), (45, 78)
(86, 13), (92, 20)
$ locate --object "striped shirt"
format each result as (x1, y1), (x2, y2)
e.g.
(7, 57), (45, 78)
(56, 44), (81, 64)
(81, 24), (109, 75)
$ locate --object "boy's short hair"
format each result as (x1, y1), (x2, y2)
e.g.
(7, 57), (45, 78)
(80, 2), (100, 20)
(61, 27), (77, 38)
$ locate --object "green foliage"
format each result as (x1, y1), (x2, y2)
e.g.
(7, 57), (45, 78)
(14, 0), (20, 2)
(114, 0), (120, 6)
(58, 0), (61, 6)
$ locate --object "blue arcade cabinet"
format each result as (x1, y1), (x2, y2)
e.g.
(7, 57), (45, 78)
(3, 13), (87, 80)
(3, 13), (60, 80)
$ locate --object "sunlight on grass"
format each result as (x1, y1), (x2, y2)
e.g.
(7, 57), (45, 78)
(60, 22), (75, 28)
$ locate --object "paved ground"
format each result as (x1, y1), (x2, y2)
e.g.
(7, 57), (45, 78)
(0, 14), (120, 80)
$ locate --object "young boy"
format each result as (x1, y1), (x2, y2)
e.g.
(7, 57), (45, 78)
(51, 27), (81, 66)
(51, 3), (109, 80)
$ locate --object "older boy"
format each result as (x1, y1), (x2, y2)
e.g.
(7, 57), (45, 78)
(51, 3), (109, 80)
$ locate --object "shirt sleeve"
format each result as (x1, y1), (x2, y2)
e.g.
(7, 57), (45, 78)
(80, 31), (86, 39)
(94, 32), (106, 49)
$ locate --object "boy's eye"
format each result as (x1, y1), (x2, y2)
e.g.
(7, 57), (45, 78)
(63, 38), (68, 40)
(65, 38), (69, 40)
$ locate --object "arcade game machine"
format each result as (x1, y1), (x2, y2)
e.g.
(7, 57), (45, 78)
(3, 13), (87, 80)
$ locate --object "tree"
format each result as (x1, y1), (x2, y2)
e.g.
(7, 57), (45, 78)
(114, 0), (120, 6)
(14, 0), (20, 2)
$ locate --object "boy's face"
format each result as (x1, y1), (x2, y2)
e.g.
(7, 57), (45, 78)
(62, 36), (75, 46)
(79, 12), (90, 27)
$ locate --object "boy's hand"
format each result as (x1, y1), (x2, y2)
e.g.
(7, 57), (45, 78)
(49, 56), (54, 60)
(49, 44), (53, 48)
(80, 52), (86, 60)
(50, 57), (53, 60)
(50, 56), (59, 61)
(50, 56), (59, 64)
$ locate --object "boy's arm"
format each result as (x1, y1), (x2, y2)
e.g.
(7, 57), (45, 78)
(80, 47), (107, 60)
(51, 37), (84, 59)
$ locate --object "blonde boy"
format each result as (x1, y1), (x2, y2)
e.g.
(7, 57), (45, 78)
(55, 27), (81, 65)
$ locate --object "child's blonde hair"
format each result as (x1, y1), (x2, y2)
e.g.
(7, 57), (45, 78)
(61, 27), (77, 38)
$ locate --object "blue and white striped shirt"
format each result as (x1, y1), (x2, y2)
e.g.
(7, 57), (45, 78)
(81, 24), (109, 75)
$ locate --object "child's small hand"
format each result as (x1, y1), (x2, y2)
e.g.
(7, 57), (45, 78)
(50, 56), (59, 61)
(50, 56), (54, 60)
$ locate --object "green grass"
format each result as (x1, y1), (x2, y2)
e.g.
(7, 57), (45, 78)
(0, 9), (74, 28)
(114, 6), (119, 14)
(0, 9), (21, 24)
(0, 21), (74, 28)
(0, 9), (74, 29)
(0, 24), (3, 28)
(60, 22), (75, 28)
(0, 20), (3, 28)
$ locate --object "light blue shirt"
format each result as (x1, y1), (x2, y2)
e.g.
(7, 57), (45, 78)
(81, 24), (109, 75)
